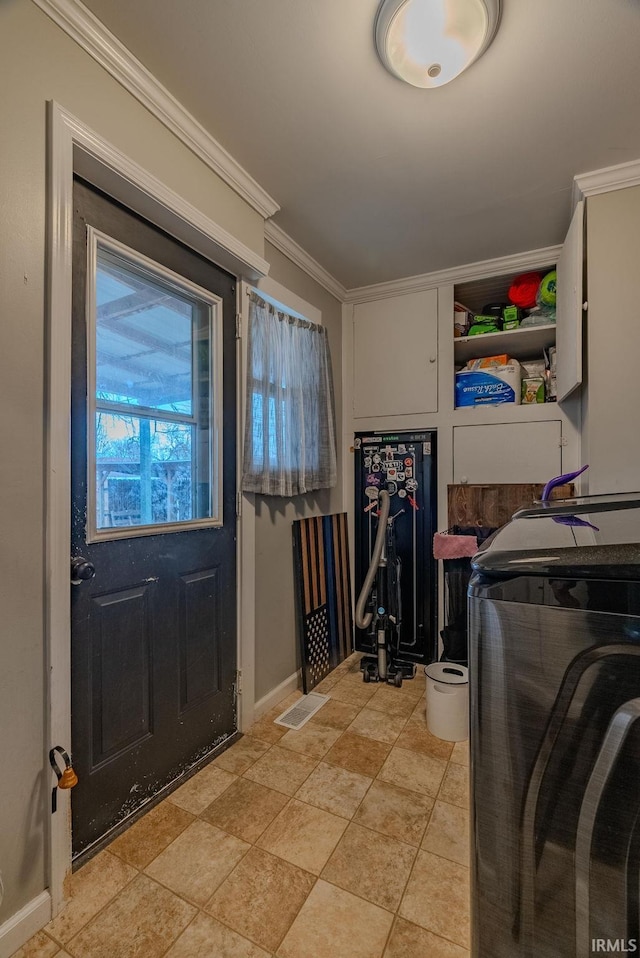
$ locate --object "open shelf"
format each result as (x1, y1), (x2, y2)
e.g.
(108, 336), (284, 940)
(454, 323), (556, 366)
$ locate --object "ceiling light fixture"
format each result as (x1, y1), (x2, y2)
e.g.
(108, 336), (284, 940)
(375, 0), (501, 89)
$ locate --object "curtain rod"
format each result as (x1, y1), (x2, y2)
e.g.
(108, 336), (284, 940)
(249, 290), (325, 334)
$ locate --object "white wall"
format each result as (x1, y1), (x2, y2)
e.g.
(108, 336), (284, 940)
(0, 0), (264, 933)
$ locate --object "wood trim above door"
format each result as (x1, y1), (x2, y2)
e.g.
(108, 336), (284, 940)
(45, 100), (265, 919)
(53, 104), (270, 281)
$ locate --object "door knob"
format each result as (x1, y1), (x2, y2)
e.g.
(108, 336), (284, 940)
(49, 745), (79, 813)
(71, 556), (96, 585)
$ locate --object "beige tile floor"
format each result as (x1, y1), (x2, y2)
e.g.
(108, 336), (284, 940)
(14, 654), (470, 958)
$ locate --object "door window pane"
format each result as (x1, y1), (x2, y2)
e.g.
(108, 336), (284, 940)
(96, 413), (204, 528)
(90, 238), (220, 536)
(96, 248), (194, 413)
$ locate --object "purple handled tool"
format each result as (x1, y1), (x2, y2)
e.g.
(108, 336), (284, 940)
(541, 465), (599, 530)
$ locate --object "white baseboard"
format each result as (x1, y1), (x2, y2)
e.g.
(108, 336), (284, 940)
(0, 891), (51, 958)
(253, 670), (302, 721)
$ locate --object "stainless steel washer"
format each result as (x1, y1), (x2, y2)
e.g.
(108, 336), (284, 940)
(468, 493), (640, 958)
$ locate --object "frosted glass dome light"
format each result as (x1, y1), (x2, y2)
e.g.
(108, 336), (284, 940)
(375, 0), (501, 88)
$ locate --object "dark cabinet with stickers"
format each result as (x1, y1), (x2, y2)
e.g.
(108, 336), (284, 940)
(353, 430), (438, 666)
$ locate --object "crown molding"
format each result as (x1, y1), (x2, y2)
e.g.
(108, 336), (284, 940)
(53, 101), (270, 280)
(32, 0), (280, 219)
(264, 221), (347, 302)
(344, 245), (563, 304)
(574, 158), (640, 200)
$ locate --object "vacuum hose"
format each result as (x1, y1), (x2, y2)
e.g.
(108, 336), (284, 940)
(355, 489), (390, 630)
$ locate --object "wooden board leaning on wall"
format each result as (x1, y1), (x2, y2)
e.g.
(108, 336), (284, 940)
(447, 483), (574, 530)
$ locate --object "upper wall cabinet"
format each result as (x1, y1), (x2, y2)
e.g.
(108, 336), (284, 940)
(452, 262), (556, 416)
(353, 289), (438, 419)
(450, 203), (584, 412)
(556, 199), (585, 402)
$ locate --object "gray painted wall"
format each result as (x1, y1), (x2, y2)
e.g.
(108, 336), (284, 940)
(0, 0), (263, 928)
(253, 244), (344, 702)
(585, 186), (640, 493)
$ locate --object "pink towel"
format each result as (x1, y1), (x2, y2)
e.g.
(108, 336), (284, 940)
(433, 532), (478, 560)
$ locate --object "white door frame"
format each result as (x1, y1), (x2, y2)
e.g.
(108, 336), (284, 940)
(45, 100), (266, 913)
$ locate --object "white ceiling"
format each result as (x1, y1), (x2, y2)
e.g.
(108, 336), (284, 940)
(79, 0), (640, 290)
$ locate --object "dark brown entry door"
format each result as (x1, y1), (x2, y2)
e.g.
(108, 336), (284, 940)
(70, 180), (237, 858)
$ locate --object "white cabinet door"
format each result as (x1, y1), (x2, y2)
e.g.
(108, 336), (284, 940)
(584, 187), (640, 493)
(556, 199), (584, 402)
(453, 421), (563, 484)
(353, 289), (438, 419)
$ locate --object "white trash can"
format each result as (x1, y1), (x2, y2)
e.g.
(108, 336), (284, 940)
(424, 663), (469, 742)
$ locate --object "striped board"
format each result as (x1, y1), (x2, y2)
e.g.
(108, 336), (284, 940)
(292, 513), (353, 693)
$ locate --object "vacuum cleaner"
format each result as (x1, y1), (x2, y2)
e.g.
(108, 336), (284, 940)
(354, 489), (416, 686)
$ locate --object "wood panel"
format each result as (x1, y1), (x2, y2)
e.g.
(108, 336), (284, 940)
(447, 483), (574, 530)
(293, 513), (353, 693)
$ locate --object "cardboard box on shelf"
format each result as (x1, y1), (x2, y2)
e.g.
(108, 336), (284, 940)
(465, 354), (511, 370)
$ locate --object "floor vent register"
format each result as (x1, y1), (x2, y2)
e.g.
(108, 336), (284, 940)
(274, 692), (330, 730)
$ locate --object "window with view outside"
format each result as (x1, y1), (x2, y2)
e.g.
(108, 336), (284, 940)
(92, 244), (216, 533)
(241, 290), (337, 497)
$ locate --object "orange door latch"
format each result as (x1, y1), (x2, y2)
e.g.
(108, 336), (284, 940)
(49, 746), (78, 813)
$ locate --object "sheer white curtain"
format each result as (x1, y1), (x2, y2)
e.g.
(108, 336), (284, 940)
(242, 292), (337, 496)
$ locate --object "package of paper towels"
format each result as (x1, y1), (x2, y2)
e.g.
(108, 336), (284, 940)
(455, 362), (521, 407)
